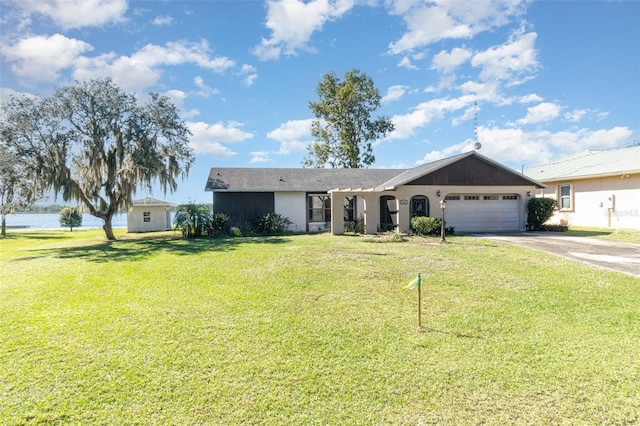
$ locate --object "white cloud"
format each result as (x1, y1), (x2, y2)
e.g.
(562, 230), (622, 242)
(164, 89), (199, 119)
(194, 76), (219, 98)
(1, 34), (93, 83)
(0, 87), (36, 104)
(12, 0), (128, 29)
(73, 40), (235, 92)
(381, 85), (408, 104)
(252, 0), (355, 60)
(187, 121), (253, 156)
(250, 151), (274, 163)
(431, 47), (472, 74)
(389, 94), (475, 140)
(564, 109), (588, 123)
(471, 30), (539, 84)
(152, 15), (174, 26)
(520, 93), (543, 104)
(267, 119), (314, 154)
(387, 0), (529, 54)
(517, 102), (561, 125)
(238, 64), (258, 87)
(420, 124), (634, 168)
(397, 56), (419, 70)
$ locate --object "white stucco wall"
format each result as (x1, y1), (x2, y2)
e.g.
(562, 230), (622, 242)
(331, 185), (538, 234)
(539, 174), (640, 229)
(127, 206), (172, 232)
(274, 192), (306, 232)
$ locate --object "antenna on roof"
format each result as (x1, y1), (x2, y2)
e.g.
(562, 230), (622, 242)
(473, 89), (481, 150)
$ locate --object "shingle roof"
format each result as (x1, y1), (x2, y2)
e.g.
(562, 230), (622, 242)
(205, 151), (546, 193)
(524, 146), (640, 181)
(204, 167), (405, 192)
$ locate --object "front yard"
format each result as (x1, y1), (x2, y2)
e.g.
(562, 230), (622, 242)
(1, 230), (638, 424)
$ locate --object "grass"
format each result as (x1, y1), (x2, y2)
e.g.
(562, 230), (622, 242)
(563, 226), (640, 244)
(1, 229), (639, 425)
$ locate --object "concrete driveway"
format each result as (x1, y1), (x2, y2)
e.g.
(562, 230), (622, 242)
(478, 233), (640, 278)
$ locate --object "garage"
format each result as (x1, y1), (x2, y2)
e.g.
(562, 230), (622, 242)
(443, 194), (521, 233)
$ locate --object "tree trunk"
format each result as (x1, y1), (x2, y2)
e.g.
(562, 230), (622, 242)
(1, 215), (5, 237)
(103, 214), (116, 240)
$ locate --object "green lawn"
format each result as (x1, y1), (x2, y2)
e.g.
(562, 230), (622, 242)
(1, 230), (639, 425)
(564, 226), (640, 244)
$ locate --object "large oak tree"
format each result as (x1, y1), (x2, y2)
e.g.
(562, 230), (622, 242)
(0, 78), (194, 240)
(304, 69), (394, 169)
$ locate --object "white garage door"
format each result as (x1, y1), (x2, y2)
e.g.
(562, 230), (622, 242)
(443, 195), (520, 233)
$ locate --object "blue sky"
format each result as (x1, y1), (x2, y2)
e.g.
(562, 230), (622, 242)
(1, 0), (638, 204)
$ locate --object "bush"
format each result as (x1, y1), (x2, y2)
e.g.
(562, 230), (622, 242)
(344, 217), (365, 234)
(411, 216), (441, 236)
(59, 206), (83, 231)
(174, 203), (212, 238)
(527, 198), (557, 231)
(207, 213), (229, 236)
(251, 213), (292, 236)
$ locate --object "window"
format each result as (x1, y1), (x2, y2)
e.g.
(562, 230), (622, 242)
(143, 211), (151, 223)
(308, 194), (331, 222)
(484, 195), (499, 200)
(559, 185), (572, 210)
(410, 196), (428, 217)
(445, 195), (460, 200)
(464, 195), (480, 200)
(503, 195), (518, 200)
(343, 196), (356, 222)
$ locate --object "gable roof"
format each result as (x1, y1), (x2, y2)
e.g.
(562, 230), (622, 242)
(204, 167), (404, 193)
(132, 197), (174, 207)
(205, 151), (545, 194)
(376, 151), (545, 190)
(524, 146), (640, 182)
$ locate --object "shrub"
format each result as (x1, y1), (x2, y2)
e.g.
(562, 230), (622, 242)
(229, 226), (243, 237)
(527, 198), (557, 231)
(251, 213), (292, 235)
(207, 213), (229, 236)
(59, 206), (82, 231)
(344, 217), (365, 234)
(174, 203), (212, 238)
(411, 216), (441, 236)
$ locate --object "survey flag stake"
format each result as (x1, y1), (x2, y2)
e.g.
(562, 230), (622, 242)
(407, 273), (422, 327)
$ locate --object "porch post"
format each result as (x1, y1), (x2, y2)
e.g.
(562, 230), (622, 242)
(330, 191), (345, 235)
(361, 194), (379, 235)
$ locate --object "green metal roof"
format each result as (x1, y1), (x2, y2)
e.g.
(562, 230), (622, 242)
(524, 146), (640, 181)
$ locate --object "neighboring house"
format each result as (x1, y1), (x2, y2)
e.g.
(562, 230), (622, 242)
(524, 146), (640, 230)
(205, 151), (545, 235)
(127, 197), (174, 232)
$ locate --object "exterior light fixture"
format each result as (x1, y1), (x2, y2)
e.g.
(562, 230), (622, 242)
(527, 191), (532, 197)
(437, 190), (441, 197)
(439, 199), (446, 243)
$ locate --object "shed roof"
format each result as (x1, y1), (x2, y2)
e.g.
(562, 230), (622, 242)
(524, 146), (640, 182)
(204, 167), (404, 193)
(131, 197), (175, 207)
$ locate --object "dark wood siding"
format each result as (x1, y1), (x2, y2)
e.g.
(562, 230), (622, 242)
(406, 156), (529, 186)
(213, 192), (275, 227)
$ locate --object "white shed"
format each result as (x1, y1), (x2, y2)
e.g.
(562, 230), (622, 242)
(127, 198), (174, 233)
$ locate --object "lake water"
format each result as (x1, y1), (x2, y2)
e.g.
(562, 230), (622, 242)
(3, 213), (129, 230)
